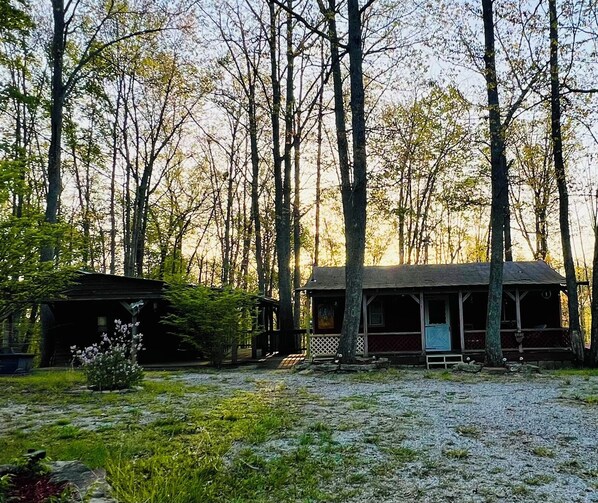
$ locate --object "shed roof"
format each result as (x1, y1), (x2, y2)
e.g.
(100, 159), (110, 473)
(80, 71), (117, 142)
(302, 261), (565, 292)
(59, 271), (166, 301)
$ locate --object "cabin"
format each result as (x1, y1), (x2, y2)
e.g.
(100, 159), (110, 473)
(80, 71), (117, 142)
(42, 272), (278, 366)
(303, 261), (572, 364)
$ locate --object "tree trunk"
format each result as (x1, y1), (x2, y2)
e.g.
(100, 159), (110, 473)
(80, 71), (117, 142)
(314, 43), (324, 267)
(549, 0), (584, 362)
(293, 125), (302, 328)
(482, 0), (506, 366)
(321, 0), (367, 362)
(503, 156), (513, 262)
(269, 0), (295, 353)
(39, 0), (65, 366)
(248, 85), (265, 294)
(589, 216), (598, 366)
(41, 0), (66, 265)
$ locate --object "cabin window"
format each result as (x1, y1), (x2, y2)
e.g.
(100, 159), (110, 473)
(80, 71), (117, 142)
(368, 301), (384, 327)
(501, 294), (516, 328)
(317, 304), (335, 330)
(97, 316), (108, 333)
(427, 299), (446, 324)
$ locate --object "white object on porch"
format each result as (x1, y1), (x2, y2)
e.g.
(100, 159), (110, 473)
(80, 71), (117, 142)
(426, 353), (464, 369)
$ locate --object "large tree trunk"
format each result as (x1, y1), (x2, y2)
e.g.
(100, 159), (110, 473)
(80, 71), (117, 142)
(589, 218), (598, 366)
(549, 0), (584, 362)
(40, 0), (66, 366)
(41, 0), (66, 265)
(269, 0), (295, 353)
(481, 0), (506, 366)
(322, 0), (367, 362)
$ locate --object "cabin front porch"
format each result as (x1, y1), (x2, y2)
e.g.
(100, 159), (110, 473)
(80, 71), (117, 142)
(308, 288), (571, 363)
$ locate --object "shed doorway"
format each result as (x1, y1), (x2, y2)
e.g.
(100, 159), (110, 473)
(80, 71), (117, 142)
(425, 296), (451, 352)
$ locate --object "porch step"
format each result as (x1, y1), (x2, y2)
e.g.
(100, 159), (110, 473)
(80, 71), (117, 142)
(426, 353), (463, 369)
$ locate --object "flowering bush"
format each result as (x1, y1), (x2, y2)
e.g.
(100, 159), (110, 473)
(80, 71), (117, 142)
(71, 320), (144, 391)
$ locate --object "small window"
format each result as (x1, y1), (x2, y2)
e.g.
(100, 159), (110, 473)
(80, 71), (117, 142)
(427, 299), (446, 324)
(97, 316), (108, 333)
(317, 304), (335, 329)
(368, 301), (384, 327)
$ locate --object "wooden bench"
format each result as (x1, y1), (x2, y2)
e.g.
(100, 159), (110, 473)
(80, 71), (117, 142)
(426, 353), (464, 369)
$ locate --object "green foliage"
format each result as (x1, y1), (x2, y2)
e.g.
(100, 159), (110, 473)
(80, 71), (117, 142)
(0, 0), (34, 46)
(164, 283), (256, 367)
(0, 473), (10, 503)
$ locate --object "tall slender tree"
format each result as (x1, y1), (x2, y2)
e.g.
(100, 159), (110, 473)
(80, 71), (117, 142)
(548, 0), (584, 362)
(481, 0), (506, 366)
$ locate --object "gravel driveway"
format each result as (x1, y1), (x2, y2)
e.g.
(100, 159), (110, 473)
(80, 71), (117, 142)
(177, 368), (598, 503)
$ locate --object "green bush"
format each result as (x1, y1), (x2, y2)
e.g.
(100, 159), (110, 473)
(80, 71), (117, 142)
(164, 283), (255, 367)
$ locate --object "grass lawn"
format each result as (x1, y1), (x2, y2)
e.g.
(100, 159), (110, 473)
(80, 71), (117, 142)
(1, 367), (597, 502)
(0, 369), (356, 503)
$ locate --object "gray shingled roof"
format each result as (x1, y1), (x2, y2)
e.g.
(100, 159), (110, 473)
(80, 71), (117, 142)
(303, 261), (565, 291)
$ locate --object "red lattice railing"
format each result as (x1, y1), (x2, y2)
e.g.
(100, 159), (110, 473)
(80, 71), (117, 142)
(368, 333), (421, 353)
(464, 328), (570, 351)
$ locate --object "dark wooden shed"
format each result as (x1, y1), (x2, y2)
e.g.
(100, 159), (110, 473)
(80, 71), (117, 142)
(42, 272), (280, 366)
(42, 272), (186, 365)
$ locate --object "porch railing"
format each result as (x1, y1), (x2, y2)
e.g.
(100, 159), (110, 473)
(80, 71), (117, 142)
(310, 328), (570, 358)
(309, 334), (365, 358)
(309, 332), (421, 358)
(463, 328), (570, 351)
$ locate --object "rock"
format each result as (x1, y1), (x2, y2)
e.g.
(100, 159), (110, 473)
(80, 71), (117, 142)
(50, 460), (116, 503)
(339, 363), (377, 372)
(312, 363), (340, 372)
(453, 362), (483, 373)
(375, 358), (390, 369)
(294, 362), (311, 371)
(24, 449), (46, 463)
(505, 363), (541, 373)
(483, 366), (508, 374)
(0, 464), (17, 476)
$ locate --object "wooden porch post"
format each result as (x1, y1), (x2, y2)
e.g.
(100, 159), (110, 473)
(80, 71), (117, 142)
(419, 292), (425, 354)
(362, 293), (368, 356)
(515, 288), (521, 331)
(458, 290), (465, 352)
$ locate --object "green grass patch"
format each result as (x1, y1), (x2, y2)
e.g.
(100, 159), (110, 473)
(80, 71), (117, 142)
(105, 390), (346, 503)
(532, 446), (555, 458)
(455, 425), (481, 439)
(512, 484), (531, 496)
(345, 368), (404, 383)
(566, 393), (598, 405)
(342, 395), (377, 410)
(384, 446), (419, 463)
(524, 474), (555, 486)
(444, 448), (469, 459)
(553, 368), (598, 378)
(0, 370), (85, 405)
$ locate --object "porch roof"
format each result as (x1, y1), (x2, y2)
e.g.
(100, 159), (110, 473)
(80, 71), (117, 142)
(303, 261), (565, 292)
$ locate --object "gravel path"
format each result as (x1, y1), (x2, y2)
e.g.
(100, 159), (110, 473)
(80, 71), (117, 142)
(178, 368), (598, 503)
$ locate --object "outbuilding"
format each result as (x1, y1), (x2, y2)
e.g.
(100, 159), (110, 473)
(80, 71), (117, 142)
(42, 271), (279, 366)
